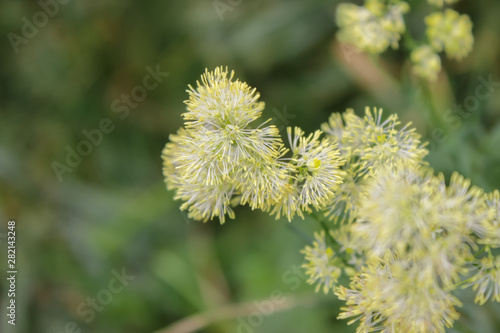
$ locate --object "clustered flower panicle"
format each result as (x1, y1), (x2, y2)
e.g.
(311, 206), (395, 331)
(336, 0), (409, 54)
(301, 231), (343, 294)
(335, 254), (463, 333)
(411, 45), (442, 82)
(426, 9), (474, 61)
(320, 107), (427, 224)
(300, 136), (500, 332)
(163, 67), (344, 223)
(163, 67), (500, 333)
(336, 0), (474, 81)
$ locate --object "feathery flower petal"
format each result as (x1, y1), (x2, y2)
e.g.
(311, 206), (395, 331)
(270, 127), (345, 221)
(467, 256), (500, 305)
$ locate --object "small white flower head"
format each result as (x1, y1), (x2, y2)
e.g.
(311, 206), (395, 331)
(177, 181), (236, 223)
(336, 5), (380, 53)
(370, 0), (409, 35)
(302, 231), (343, 294)
(321, 108), (427, 224)
(163, 67), (288, 223)
(429, 173), (490, 285)
(321, 109), (358, 155)
(336, 1), (409, 54)
(358, 107), (428, 171)
(162, 129), (237, 223)
(384, 266), (462, 333)
(270, 127), (345, 221)
(331, 109), (369, 156)
(353, 164), (490, 287)
(336, 255), (462, 333)
(322, 108), (428, 173)
(288, 127), (345, 208)
(233, 157), (290, 211)
(426, 9), (474, 60)
(323, 163), (364, 224)
(269, 182), (306, 221)
(184, 66), (264, 128)
(163, 128), (231, 186)
(331, 224), (366, 271)
(411, 45), (442, 81)
(481, 190), (500, 247)
(353, 164), (441, 259)
(321, 112), (344, 145)
(442, 172), (490, 241)
(182, 67), (284, 185)
(466, 256), (500, 305)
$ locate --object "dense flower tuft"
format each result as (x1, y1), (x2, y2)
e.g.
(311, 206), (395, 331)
(163, 67), (287, 223)
(270, 127), (345, 221)
(426, 9), (474, 60)
(411, 45), (442, 81)
(335, 0), (474, 81)
(320, 107), (428, 223)
(163, 67), (344, 223)
(335, 254), (462, 333)
(336, 1), (409, 54)
(302, 231), (343, 294)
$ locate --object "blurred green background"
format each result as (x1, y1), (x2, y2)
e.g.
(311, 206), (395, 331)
(1, 0), (500, 332)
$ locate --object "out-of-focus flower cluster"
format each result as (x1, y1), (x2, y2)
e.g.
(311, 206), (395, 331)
(163, 68), (500, 333)
(302, 112), (500, 332)
(336, 0), (409, 54)
(320, 107), (427, 223)
(425, 9), (474, 61)
(336, 0), (474, 81)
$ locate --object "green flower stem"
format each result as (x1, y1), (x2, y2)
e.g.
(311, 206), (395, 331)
(473, 245), (488, 258)
(402, 28), (418, 52)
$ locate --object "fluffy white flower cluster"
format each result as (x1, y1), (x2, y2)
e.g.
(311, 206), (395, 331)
(303, 147), (500, 333)
(335, 0), (474, 81)
(163, 67), (344, 223)
(163, 67), (500, 333)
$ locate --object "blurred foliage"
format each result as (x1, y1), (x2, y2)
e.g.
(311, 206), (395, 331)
(0, 0), (500, 332)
